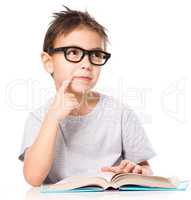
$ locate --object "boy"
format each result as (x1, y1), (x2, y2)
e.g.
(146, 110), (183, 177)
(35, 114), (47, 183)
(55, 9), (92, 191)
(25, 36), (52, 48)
(19, 6), (156, 186)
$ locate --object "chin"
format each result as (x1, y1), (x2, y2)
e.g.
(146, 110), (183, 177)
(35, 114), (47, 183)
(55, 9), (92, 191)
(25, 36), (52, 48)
(71, 84), (91, 94)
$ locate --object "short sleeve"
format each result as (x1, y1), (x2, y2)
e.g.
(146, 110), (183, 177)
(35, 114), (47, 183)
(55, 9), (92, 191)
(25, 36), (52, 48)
(122, 108), (157, 163)
(18, 112), (42, 161)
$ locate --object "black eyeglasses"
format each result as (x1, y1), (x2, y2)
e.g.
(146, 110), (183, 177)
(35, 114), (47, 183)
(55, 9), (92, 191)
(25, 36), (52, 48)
(48, 46), (111, 66)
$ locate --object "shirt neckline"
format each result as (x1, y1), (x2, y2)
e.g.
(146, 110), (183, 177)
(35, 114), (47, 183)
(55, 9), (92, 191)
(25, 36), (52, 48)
(63, 92), (104, 121)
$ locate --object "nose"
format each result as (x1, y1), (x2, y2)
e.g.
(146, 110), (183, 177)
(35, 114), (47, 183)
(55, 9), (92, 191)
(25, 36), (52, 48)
(80, 54), (92, 71)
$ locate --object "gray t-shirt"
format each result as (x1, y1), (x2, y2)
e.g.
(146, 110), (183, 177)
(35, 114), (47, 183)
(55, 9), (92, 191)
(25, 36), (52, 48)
(18, 93), (156, 184)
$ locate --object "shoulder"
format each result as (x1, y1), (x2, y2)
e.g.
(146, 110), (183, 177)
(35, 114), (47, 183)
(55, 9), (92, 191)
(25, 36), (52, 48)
(101, 93), (143, 123)
(100, 93), (132, 112)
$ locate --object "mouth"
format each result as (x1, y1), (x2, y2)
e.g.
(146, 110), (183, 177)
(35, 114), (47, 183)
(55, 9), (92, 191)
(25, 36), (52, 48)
(73, 76), (92, 81)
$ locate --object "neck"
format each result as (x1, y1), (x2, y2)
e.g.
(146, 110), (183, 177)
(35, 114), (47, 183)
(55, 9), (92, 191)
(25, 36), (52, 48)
(75, 91), (89, 105)
(70, 90), (93, 116)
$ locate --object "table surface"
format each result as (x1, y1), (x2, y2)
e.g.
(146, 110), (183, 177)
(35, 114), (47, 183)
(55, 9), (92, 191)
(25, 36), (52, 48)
(25, 186), (191, 200)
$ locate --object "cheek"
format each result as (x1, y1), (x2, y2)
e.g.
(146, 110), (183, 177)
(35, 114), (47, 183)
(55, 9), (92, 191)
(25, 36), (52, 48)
(53, 57), (75, 85)
(92, 68), (101, 82)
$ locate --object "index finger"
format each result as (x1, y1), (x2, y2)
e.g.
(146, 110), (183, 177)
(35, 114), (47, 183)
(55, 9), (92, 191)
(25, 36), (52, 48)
(61, 76), (73, 92)
(61, 67), (78, 92)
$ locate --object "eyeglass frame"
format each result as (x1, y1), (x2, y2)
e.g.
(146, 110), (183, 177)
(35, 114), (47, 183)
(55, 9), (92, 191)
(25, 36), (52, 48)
(47, 46), (111, 66)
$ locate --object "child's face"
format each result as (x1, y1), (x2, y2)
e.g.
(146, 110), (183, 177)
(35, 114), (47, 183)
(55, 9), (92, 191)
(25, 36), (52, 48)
(42, 26), (106, 94)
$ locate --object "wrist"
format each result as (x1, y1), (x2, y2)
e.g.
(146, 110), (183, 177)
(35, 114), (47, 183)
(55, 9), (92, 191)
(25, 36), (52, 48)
(46, 110), (62, 124)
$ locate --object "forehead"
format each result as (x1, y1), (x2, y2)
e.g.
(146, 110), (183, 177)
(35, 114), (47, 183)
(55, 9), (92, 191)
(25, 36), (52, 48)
(53, 26), (105, 50)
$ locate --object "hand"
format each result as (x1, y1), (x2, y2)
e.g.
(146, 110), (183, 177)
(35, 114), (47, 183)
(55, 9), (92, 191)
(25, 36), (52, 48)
(101, 160), (151, 175)
(48, 75), (80, 121)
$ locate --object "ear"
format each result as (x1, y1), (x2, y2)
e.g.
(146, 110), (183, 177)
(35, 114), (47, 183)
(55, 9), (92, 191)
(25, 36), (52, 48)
(41, 52), (54, 74)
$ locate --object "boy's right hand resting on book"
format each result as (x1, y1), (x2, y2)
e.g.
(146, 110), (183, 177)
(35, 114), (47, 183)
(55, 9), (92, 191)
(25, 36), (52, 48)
(101, 160), (153, 176)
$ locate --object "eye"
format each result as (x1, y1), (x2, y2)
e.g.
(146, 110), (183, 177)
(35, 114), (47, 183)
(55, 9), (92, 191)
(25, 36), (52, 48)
(91, 51), (105, 59)
(66, 48), (81, 56)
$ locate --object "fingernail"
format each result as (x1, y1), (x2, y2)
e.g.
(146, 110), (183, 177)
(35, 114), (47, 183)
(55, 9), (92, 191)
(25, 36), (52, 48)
(62, 80), (70, 85)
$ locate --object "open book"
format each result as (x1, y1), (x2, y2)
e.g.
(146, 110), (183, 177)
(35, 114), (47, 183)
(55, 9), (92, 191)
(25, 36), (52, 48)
(40, 171), (189, 193)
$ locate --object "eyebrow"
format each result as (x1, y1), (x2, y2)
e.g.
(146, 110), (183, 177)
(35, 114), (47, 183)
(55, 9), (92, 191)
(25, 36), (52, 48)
(90, 47), (104, 51)
(68, 45), (104, 51)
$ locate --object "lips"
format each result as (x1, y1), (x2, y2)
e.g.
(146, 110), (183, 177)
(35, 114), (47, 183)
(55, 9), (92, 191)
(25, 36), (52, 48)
(74, 76), (92, 81)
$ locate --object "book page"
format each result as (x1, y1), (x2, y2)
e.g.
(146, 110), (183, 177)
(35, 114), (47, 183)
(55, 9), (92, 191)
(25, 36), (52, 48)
(57, 169), (115, 184)
(111, 173), (180, 189)
(48, 177), (107, 190)
(46, 170), (116, 190)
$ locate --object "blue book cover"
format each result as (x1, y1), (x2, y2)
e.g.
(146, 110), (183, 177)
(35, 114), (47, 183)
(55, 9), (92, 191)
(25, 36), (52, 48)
(40, 181), (189, 193)
(119, 181), (189, 191)
(40, 186), (104, 193)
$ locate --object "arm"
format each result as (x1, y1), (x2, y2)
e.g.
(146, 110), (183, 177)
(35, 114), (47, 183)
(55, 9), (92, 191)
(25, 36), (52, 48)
(23, 111), (60, 186)
(23, 75), (79, 186)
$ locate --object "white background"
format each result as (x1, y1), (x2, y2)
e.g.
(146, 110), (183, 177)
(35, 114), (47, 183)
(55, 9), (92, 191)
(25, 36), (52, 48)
(0, 0), (191, 199)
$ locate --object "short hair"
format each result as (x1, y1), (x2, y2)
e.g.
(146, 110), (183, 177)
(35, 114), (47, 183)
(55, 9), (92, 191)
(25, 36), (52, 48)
(43, 6), (109, 54)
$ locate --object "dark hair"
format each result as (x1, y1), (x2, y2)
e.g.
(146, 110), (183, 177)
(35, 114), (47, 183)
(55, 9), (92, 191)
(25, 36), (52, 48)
(43, 6), (109, 54)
